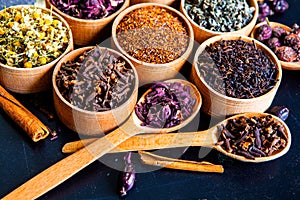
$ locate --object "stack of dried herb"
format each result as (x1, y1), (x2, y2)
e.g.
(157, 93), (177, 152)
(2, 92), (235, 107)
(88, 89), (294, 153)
(254, 23), (300, 62)
(184, 0), (255, 32)
(56, 46), (136, 111)
(50, 0), (125, 19)
(197, 39), (278, 99)
(135, 82), (196, 128)
(116, 6), (189, 64)
(217, 115), (288, 159)
(0, 6), (70, 68)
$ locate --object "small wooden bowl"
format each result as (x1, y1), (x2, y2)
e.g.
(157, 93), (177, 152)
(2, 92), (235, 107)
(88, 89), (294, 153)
(52, 47), (139, 136)
(112, 3), (194, 85)
(180, 0), (258, 44)
(130, 0), (177, 6)
(190, 35), (282, 117)
(0, 5), (73, 94)
(250, 21), (300, 70)
(45, 0), (130, 46)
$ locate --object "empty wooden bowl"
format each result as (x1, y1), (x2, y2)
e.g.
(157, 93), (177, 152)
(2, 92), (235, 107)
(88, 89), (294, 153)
(112, 3), (194, 85)
(52, 46), (139, 136)
(0, 5), (73, 94)
(45, 0), (130, 46)
(190, 35), (282, 117)
(180, 0), (258, 44)
(251, 21), (300, 70)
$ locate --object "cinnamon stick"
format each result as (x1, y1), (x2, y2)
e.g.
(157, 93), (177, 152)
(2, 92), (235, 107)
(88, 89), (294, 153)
(138, 151), (224, 173)
(0, 85), (49, 142)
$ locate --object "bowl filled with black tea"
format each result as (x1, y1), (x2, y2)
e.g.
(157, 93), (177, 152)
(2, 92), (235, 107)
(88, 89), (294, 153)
(191, 35), (282, 117)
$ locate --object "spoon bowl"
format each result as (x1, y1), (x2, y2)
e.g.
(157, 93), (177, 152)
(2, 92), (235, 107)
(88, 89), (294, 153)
(3, 79), (202, 200)
(250, 21), (300, 70)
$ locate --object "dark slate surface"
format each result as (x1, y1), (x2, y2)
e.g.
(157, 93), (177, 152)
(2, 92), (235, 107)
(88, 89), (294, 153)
(1, 0), (300, 200)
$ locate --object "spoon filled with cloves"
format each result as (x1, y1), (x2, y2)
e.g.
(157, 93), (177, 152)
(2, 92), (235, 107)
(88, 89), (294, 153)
(64, 112), (291, 163)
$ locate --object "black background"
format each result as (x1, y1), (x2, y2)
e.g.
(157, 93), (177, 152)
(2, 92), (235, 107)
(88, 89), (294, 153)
(1, 0), (300, 199)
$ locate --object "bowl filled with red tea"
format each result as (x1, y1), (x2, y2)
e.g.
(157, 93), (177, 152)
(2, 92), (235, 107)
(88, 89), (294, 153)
(191, 35), (282, 117)
(112, 3), (194, 85)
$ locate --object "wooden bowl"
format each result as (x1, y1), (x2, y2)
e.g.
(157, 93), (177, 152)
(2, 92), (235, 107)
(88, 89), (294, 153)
(130, 0), (177, 6)
(52, 46), (139, 136)
(180, 0), (258, 44)
(0, 5), (73, 94)
(250, 21), (300, 70)
(190, 35), (282, 117)
(111, 3), (194, 85)
(45, 0), (130, 46)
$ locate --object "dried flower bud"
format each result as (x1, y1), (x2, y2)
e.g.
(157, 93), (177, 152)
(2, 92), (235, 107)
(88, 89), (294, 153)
(273, 0), (289, 13)
(272, 26), (288, 39)
(291, 23), (300, 38)
(284, 33), (300, 47)
(266, 37), (281, 50)
(275, 46), (298, 62)
(255, 24), (273, 41)
(259, 2), (271, 17)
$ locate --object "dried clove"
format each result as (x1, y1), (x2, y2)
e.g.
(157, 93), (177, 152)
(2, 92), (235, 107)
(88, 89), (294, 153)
(217, 115), (288, 159)
(118, 152), (136, 197)
(56, 46), (136, 112)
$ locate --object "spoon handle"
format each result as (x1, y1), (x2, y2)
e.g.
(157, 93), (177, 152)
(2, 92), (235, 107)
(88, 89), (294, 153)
(62, 129), (216, 153)
(2, 119), (139, 200)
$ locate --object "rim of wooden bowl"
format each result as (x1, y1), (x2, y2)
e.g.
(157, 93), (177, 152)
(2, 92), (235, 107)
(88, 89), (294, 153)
(250, 21), (300, 70)
(52, 46), (139, 115)
(180, 0), (258, 35)
(192, 34), (282, 103)
(111, 2), (194, 67)
(45, 0), (130, 23)
(0, 5), (73, 72)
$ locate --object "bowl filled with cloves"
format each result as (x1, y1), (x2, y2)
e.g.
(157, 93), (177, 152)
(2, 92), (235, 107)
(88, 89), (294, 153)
(251, 21), (300, 70)
(191, 35), (282, 117)
(52, 46), (139, 136)
(111, 3), (194, 85)
(180, 0), (259, 44)
(0, 5), (73, 93)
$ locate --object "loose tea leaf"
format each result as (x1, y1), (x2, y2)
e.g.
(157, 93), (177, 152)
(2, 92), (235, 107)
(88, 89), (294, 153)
(116, 6), (189, 64)
(197, 39), (278, 99)
(0, 6), (70, 68)
(135, 81), (196, 128)
(217, 115), (288, 159)
(56, 46), (136, 111)
(184, 0), (255, 32)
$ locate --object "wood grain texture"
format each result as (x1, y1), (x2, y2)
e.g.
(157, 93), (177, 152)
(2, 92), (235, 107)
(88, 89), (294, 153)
(2, 118), (141, 200)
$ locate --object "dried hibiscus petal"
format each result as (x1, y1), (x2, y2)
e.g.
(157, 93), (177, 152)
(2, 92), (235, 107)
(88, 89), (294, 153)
(135, 81), (196, 129)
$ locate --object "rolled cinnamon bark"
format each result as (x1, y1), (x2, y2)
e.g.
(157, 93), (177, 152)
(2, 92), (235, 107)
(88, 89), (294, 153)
(0, 85), (49, 142)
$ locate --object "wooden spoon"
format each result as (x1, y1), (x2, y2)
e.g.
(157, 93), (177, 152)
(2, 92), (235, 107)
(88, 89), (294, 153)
(2, 79), (202, 200)
(63, 112), (291, 163)
(250, 21), (300, 70)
